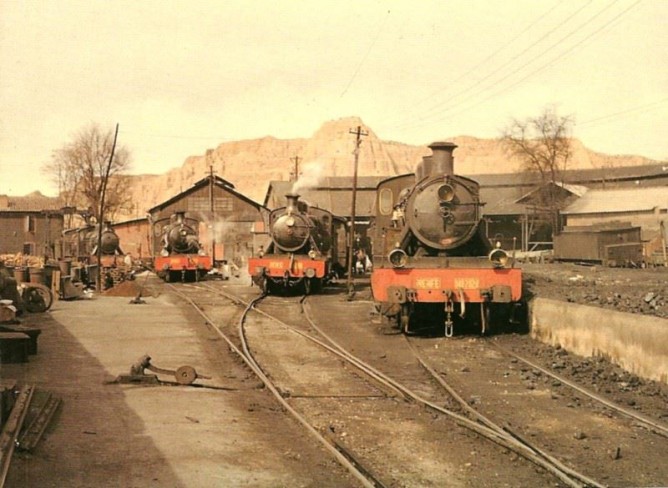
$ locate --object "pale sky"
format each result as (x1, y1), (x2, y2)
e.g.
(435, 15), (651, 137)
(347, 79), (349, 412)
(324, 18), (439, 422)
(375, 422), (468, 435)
(1, 0), (666, 196)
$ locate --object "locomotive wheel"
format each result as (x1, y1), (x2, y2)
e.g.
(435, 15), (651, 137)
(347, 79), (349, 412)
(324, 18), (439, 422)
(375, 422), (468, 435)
(24, 284), (53, 313)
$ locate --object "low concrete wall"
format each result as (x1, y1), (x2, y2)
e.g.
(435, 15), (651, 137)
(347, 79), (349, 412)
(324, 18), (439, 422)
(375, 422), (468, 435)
(529, 297), (668, 384)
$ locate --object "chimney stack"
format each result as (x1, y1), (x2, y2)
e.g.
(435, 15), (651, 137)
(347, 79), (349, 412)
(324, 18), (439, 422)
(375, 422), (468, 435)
(423, 141), (458, 177)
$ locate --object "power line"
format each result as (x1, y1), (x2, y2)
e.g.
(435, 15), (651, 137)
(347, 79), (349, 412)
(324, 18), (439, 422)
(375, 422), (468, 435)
(118, 130), (229, 141)
(415, 0), (563, 106)
(577, 97), (668, 128)
(340, 10), (391, 98)
(411, 0), (597, 123)
(394, 0), (640, 132)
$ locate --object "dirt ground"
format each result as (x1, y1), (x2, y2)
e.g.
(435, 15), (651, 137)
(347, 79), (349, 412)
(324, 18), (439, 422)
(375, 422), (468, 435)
(3, 265), (667, 487)
(522, 262), (668, 318)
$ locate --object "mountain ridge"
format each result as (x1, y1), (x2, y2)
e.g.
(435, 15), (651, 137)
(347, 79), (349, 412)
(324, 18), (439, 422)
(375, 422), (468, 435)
(118, 116), (659, 221)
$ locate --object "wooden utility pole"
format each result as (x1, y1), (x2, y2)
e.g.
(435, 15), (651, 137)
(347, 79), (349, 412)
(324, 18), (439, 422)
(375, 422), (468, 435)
(95, 123), (119, 292)
(346, 125), (368, 297)
(207, 150), (217, 265)
(290, 155), (301, 182)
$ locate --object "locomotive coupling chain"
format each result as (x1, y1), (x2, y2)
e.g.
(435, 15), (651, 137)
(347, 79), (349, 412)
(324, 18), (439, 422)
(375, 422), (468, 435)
(443, 292), (454, 338)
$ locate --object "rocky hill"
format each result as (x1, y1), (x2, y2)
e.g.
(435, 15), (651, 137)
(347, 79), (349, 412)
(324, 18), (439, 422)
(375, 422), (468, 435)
(119, 116), (659, 221)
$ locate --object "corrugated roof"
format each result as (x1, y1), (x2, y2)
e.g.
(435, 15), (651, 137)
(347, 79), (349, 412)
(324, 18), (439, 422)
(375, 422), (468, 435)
(480, 186), (528, 215)
(467, 163), (668, 187)
(0, 192), (64, 212)
(563, 187), (668, 214)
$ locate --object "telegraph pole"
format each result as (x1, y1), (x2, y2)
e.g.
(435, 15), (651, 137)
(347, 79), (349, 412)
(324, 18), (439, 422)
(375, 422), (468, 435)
(96, 123), (119, 292)
(290, 155), (301, 182)
(207, 149), (217, 265)
(346, 125), (368, 297)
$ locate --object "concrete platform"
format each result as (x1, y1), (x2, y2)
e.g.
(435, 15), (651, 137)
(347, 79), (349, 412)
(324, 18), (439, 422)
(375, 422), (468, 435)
(530, 297), (668, 384)
(2, 291), (328, 487)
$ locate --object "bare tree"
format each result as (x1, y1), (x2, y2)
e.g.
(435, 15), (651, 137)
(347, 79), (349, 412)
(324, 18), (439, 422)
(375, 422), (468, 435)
(45, 124), (132, 225)
(502, 107), (573, 237)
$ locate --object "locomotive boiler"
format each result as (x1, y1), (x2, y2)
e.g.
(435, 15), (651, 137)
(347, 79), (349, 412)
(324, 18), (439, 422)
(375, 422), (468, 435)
(153, 212), (213, 282)
(248, 194), (347, 294)
(63, 221), (123, 259)
(370, 142), (522, 335)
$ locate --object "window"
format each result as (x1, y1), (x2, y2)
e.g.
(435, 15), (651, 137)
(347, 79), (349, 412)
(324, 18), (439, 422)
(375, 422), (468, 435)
(25, 215), (36, 232)
(379, 188), (393, 215)
(23, 242), (35, 255)
(188, 197), (233, 212)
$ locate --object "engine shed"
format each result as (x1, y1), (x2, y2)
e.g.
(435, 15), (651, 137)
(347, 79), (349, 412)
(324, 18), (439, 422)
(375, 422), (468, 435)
(147, 175), (269, 266)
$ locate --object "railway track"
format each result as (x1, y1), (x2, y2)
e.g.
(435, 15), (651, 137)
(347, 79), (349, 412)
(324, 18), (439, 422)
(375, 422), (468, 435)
(307, 291), (668, 487)
(191, 282), (613, 487)
(167, 282), (384, 488)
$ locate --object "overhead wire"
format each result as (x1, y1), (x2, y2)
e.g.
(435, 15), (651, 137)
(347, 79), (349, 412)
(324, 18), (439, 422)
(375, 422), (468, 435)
(394, 0), (641, 131)
(414, 0), (564, 106)
(576, 97), (668, 128)
(406, 0), (596, 124)
(339, 9), (391, 98)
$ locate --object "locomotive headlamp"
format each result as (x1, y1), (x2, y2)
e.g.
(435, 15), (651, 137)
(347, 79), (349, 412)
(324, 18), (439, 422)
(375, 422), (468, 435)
(305, 267), (316, 278)
(437, 184), (455, 202)
(160, 249), (169, 257)
(308, 250), (317, 259)
(388, 248), (408, 268)
(286, 217), (295, 227)
(488, 248), (510, 268)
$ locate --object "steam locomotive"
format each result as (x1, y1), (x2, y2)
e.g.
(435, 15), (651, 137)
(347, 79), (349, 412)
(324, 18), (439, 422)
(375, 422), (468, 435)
(153, 212), (213, 282)
(63, 221), (124, 261)
(370, 142), (522, 335)
(248, 194), (347, 294)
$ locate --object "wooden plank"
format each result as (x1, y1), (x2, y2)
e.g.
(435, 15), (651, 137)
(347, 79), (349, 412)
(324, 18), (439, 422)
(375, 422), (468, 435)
(51, 270), (61, 301)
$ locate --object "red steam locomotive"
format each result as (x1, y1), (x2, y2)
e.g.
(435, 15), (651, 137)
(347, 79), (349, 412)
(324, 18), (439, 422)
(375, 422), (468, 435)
(370, 142), (522, 336)
(248, 194), (347, 294)
(153, 212), (213, 282)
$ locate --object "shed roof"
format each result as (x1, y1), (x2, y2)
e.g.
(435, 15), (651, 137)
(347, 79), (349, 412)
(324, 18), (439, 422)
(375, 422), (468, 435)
(563, 187), (668, 214)
(467, 163), (668, 187)
(264, 176), (386, 217)
(148, 175), (264, 213)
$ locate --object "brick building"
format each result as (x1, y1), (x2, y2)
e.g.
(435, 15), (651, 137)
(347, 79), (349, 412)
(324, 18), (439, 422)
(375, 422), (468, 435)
(111, 217), (151, 261)
(0, 192), (65, 257)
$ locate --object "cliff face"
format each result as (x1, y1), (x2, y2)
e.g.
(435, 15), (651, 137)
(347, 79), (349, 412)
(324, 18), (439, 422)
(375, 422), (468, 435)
(119, 116), (658, 221)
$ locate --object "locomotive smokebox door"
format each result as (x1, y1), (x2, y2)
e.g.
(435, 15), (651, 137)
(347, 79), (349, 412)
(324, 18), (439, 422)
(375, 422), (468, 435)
(491, 285), (512, 303)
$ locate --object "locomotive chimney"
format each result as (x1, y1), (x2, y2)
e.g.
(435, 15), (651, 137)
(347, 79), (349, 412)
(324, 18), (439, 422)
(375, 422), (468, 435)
(175, 211), (186, 224)
(415, 158), (426, 182)
(426, 141), (458, 177)
(285, 194), (300, 214)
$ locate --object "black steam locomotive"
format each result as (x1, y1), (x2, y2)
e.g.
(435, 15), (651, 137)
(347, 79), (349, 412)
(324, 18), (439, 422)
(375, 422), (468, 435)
(371, 142), (522, 335)
(62, 221), (124, 260)
(153, 212), (212, 282)
(248, 194), (347, 294)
